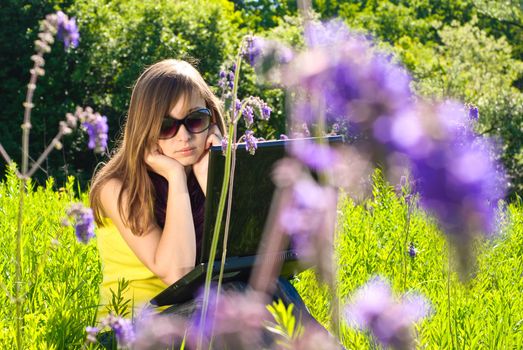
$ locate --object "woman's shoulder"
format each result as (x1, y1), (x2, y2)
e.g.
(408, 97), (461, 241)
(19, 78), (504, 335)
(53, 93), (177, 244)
(98, 177), (126, 212)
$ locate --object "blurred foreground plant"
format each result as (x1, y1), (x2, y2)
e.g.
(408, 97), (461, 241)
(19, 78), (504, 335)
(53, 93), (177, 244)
(245, 15), (507, 348)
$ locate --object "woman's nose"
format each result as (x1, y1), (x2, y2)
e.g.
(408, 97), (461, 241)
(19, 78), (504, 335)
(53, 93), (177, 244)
(176, 124), (191, 142)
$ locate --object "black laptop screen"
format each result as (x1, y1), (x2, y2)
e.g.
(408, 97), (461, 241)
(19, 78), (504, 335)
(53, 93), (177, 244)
(199, 136), (343, 264)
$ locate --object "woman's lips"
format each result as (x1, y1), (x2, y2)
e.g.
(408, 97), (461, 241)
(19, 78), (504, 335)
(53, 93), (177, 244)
(177, 147), (196, 157)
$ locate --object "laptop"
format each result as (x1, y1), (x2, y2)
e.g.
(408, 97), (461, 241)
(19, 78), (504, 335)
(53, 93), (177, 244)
(150, 135), (344, 307)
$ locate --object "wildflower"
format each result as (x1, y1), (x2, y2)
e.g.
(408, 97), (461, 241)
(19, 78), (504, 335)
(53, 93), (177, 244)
(277, 169), (338, 282)
(344, 277), (430, 349)
(133, 310), (187, 349)
(289, 139), (338, 171)
(245, 130), (258, 155)
(467, 104), (479, 121)
(189, 287), (269, 349)
(97, 314), (136, 348)
(408, 242), (417, 258)
(291, 324), (342, 350)
(221, 137), (228, 156)
(85, 326), (99, 344)
(56, 11), (79, 49)
(65, 203), (95, 244)
(242, 105), (254, 126)
(260, 102), (272, 120)
(244, 35), (264, 66)
(82, 114), (108, 153)
(111, 317), (135, 348)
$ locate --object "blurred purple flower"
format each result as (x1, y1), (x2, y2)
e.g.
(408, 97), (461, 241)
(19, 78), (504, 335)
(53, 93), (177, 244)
(344, 277), (430, 349)
(111, 317), (135, 348)
(289, 139), (338, 171)
(407, 103), (506, 237)
(65, 203), (95, 244)
(291, 323), (342, 350)
(189, 287), (269, 349)
(82, 114), (108, 153)
(304, 19), (353, 48)
(242, 105), (254, 126)
(261, 103), (272, 119)
(244, 35), (264, 66)
(56, 11), (79, 49)
(278, 173), (338, 281)
(280, 134), (289, 140)
(221, 136), (228, 155)
(133, 310), (187, 349)
(85, 326), (99, 344)
(97, 313), (135, 348)
(245, 130), (258, 155)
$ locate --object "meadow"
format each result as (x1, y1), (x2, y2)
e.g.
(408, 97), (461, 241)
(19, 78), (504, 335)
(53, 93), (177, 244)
(1, 168), (521, 349)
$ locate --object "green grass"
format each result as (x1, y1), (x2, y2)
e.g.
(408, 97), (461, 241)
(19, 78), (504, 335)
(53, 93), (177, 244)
(294, 173), (523, 349)
(0, 169), (522, 349)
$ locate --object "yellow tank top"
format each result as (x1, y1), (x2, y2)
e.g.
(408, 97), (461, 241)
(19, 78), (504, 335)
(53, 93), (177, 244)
(96, 218), (167, 319)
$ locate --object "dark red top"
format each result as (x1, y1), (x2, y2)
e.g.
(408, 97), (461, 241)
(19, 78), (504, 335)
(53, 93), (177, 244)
(148, 170), (205, 255)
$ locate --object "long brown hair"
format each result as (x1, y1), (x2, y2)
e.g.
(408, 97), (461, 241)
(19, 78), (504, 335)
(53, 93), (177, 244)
(90, 59), (226, 235)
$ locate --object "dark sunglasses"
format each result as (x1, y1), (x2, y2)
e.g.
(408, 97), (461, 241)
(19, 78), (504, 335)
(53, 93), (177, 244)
(159, 108), (212, 139)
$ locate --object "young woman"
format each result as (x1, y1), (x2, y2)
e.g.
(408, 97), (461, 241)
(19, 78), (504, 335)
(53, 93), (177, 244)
(89, 59), (225, 318)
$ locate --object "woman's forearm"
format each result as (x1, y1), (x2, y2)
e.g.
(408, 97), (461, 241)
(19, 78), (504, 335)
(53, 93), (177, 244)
(153, 171), (197, 284)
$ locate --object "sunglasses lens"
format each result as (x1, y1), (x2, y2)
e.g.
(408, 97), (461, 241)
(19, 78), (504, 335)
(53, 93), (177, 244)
(185, 111), (211, 133)
(159, 118), (179, 139)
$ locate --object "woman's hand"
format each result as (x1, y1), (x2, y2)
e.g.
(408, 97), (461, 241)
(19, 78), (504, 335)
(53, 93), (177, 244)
(193, 124), (222, 195)
(145, 145), (185, 181)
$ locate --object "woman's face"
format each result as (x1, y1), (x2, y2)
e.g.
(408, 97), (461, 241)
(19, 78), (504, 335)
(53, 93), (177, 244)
(158, 92), (209, 167)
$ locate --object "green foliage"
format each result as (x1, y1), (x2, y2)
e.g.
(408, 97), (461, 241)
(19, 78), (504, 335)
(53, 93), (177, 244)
(107, 278), (131, 319)
(0, 0), (269, 189)
(266, 299), (304, 345)
(294, 171), (523, 348)
(0, 168), (101, 349)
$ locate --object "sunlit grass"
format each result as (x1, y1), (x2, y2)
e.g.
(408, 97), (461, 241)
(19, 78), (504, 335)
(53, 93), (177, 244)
(0, 169), (521, 348)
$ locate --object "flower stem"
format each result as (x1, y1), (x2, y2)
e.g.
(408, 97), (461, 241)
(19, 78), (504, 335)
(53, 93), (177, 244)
(199, 48), (244, 350)
(402, 198), (412, 290)
(197, 121), (235, 350)
(26, 129), (64, 178)
(15, 178), (26, 350)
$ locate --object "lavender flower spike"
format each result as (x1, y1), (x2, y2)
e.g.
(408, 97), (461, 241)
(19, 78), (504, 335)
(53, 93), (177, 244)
(245, 130), (258, 155)
(65, 203), (95, 244)
(81, 112), (109, 153)
(344, 277), (430, 349)
(56, 11), (80, 49)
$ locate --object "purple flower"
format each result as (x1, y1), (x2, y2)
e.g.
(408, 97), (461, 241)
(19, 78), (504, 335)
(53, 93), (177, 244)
(289, 139), (339, 171)
(468, 104), (479, 121)
(112, 317), (135, 347)
(98, 314), (136, 348)
(221, 137), (228, 156)
(278, 172), (338, 281)
(244, 35), (264, 66)
(65, 203), (95, 244)
(56, 11), (79, 49)
(280, 134), (288, 140)
(244, 130), (257, 155)
(344, 277), (430, 349)
(189, 288), (269, 349)
(242, 105), (254, 126)
(407, 103), (506, 237)
(408, 243), (417, 258)
(85, 326), (99, 344)
(260, 103), (272, 120)
(82, 114), (108, 153)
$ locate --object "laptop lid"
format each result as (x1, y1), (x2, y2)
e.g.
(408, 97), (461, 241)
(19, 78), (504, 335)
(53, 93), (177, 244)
(199, 135), (344, 264)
